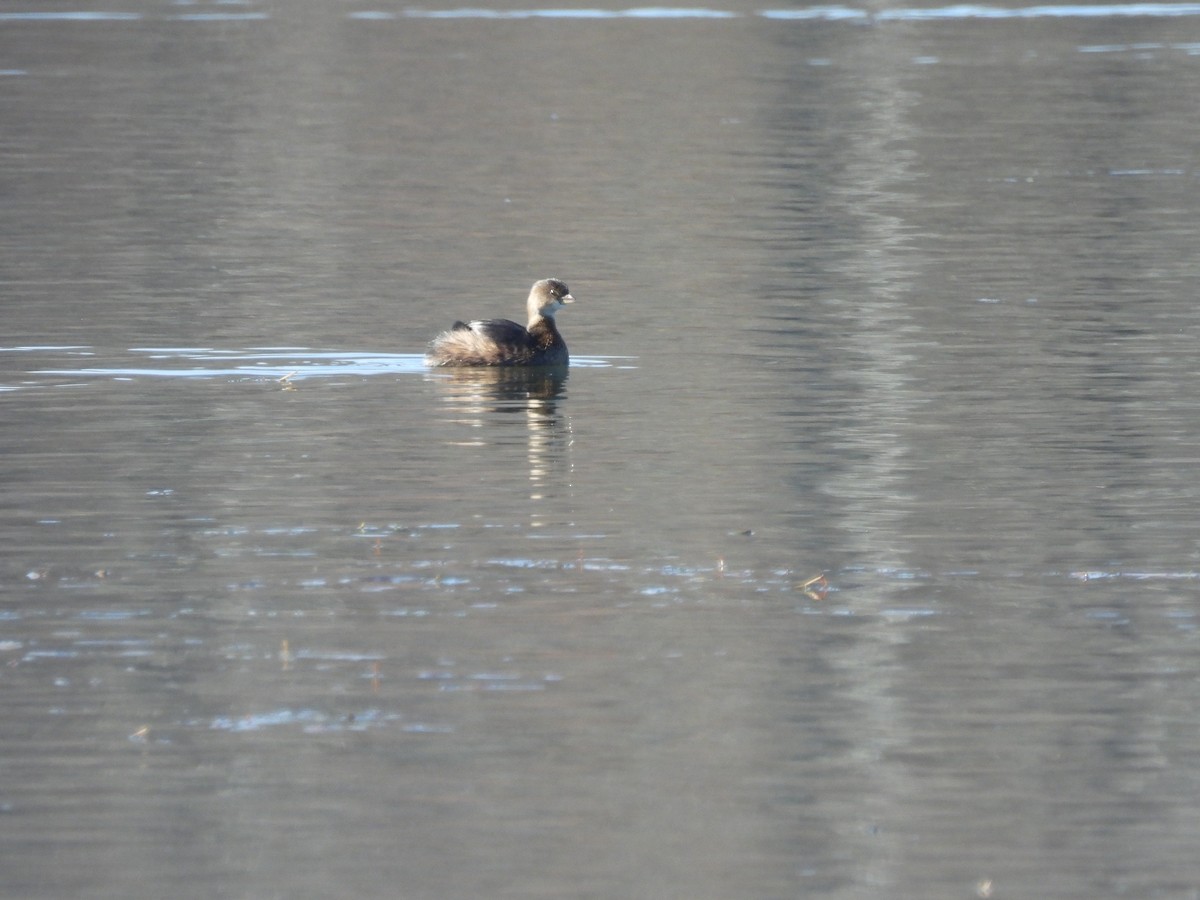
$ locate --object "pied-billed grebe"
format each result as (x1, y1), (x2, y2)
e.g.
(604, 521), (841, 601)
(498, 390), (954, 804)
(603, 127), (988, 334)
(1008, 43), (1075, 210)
(424, 278), (575, 367)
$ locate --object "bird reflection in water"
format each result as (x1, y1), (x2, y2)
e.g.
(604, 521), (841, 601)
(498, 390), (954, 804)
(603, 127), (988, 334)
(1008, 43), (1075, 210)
(428, 367), (572, 516)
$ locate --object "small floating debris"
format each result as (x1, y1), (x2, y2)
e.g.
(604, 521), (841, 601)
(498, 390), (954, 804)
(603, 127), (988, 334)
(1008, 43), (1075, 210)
(800, 572), (829, 600)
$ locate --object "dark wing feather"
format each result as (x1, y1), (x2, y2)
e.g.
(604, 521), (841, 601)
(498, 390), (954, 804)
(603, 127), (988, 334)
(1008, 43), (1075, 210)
(426, 317), (552, 366)
(465, 318), (529, 344)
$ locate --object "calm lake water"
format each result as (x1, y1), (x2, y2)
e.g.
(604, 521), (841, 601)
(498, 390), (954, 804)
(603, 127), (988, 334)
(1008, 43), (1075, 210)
(4, 2), (1200, 898)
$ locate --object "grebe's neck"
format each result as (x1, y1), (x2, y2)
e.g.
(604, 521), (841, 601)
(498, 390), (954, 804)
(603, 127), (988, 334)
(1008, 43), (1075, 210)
(528, 315), (562, 347)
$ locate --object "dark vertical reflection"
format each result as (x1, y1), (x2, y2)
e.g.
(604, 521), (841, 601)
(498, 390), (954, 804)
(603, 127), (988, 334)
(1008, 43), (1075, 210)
(751, 20), (933, 893)
(755, 18), (1200, 897)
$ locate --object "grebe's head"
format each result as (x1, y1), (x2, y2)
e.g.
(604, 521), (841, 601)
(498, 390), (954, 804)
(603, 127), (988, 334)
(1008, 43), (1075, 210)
(528, 278), (574, 320)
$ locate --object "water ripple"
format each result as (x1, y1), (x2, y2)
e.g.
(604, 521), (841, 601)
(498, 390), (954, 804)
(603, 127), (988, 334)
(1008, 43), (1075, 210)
(17, 346), (622, 385)
(391, 2), (1200, 18)
(10, 4), (1200, 22)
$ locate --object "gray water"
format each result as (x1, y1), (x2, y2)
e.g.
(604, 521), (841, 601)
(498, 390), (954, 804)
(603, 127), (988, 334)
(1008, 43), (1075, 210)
(4, 2), (1200, 898)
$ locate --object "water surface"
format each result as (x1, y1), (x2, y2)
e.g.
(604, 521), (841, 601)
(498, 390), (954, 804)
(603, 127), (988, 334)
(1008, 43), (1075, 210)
(4, 3), (1200, 898)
